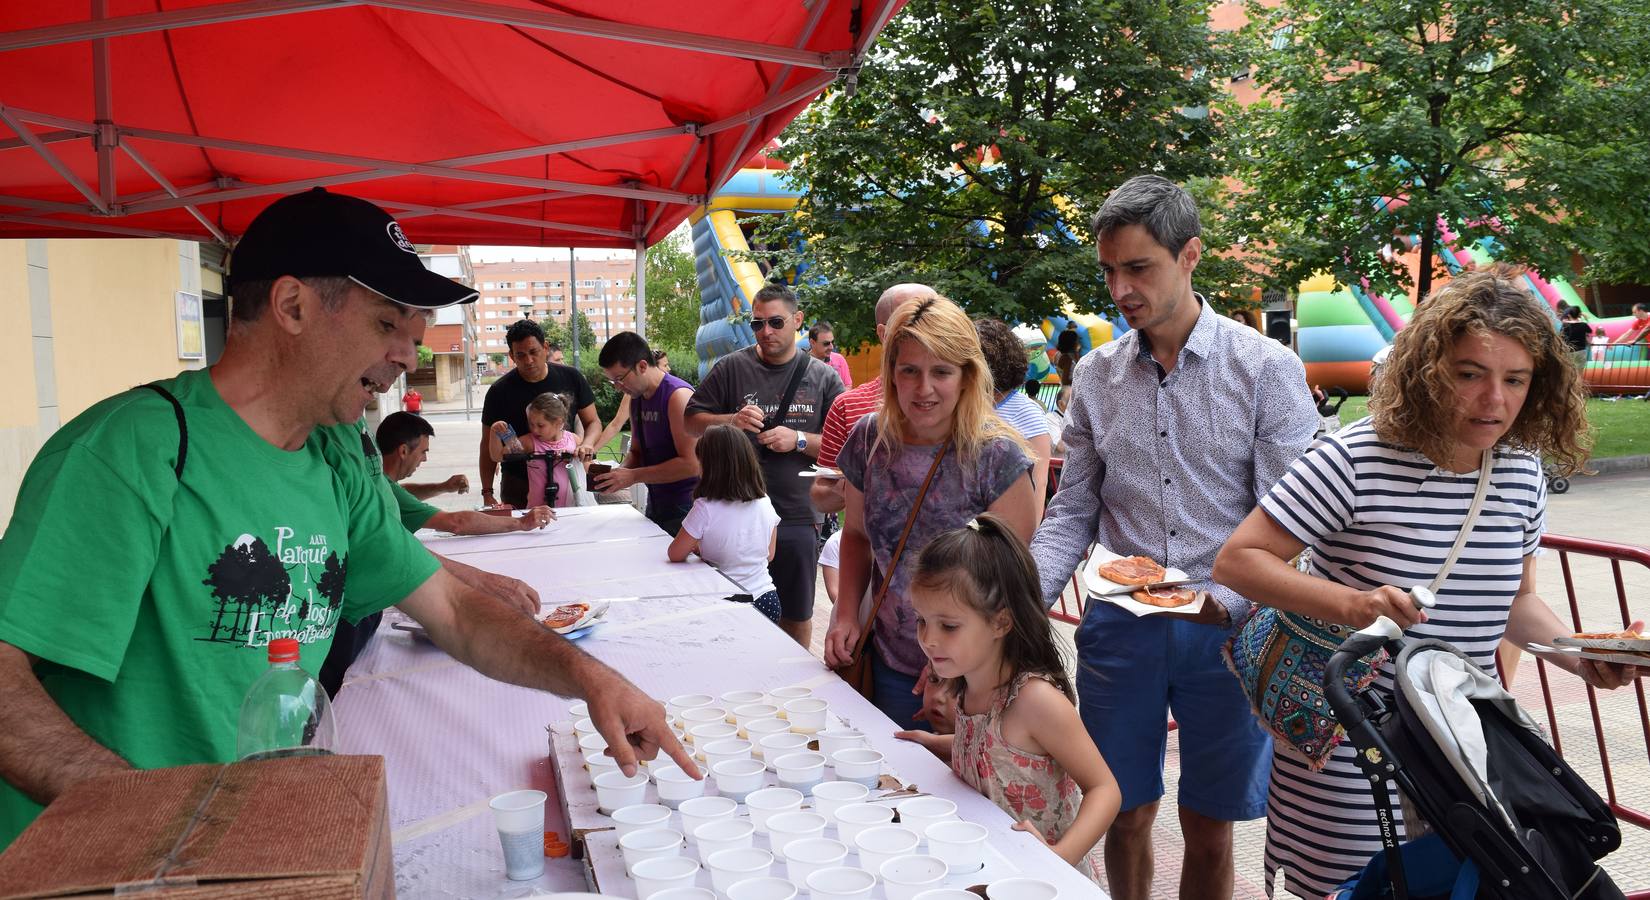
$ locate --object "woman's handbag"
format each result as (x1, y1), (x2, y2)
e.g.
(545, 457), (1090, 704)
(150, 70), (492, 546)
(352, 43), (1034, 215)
(1223, 450), (1493, 769)
(836, 442), (950, 698)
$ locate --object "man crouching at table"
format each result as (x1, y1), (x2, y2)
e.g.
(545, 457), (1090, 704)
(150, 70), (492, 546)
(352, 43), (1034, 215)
(0, 188), (697, 851)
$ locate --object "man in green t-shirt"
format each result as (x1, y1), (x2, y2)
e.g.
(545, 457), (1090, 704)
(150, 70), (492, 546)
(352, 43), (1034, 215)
(0, 189), (695, 848)
(377, 411), (552, 535)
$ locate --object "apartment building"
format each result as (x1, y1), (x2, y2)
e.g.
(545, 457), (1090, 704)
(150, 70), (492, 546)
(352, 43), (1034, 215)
(468, 254), (638, 356)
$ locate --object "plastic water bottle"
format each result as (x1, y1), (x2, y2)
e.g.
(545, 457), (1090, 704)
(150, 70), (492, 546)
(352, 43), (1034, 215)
(236, 638), (337, 761)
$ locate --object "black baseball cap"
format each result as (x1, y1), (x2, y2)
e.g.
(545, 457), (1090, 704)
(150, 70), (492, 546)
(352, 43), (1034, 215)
(228, 188), (477, 308)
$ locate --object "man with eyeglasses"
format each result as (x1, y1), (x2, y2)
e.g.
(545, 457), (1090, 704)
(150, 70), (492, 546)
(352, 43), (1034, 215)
(686, 285), (845, 647)
(807, 321), (853, 390)
(594, 332), (700, 536)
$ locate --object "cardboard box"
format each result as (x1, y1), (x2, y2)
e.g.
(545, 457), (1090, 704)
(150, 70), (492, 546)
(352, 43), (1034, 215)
(0, 754), (393, 899)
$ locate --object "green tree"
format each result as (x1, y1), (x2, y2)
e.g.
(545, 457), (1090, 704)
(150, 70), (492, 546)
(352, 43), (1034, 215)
(1229, 0), (1650, 302)
(645, 231), (703, 352)
(540, 311), (599, 362)
(751, 0), (1236, 342)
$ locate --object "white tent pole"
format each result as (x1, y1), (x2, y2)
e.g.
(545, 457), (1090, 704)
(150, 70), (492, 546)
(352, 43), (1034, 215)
(0, 107), (108, 213)
(121, 143), (230, 244)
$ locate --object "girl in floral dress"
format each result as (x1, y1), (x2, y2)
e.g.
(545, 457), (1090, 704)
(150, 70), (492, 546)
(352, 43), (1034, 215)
(896, 514), (1120, 878)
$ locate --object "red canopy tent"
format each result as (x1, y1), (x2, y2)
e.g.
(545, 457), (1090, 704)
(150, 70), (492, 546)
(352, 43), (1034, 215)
(0, 0), (899, 253)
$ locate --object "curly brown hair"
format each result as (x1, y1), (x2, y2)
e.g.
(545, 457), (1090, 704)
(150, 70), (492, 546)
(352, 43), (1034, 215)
(1370, 266), (1590, 475)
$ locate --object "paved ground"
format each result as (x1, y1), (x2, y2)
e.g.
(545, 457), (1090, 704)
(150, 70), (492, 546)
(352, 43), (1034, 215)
(406, 413), (1650, 899)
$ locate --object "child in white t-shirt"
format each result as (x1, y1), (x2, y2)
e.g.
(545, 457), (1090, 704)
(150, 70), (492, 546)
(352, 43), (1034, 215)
(667, 425), (781, 622)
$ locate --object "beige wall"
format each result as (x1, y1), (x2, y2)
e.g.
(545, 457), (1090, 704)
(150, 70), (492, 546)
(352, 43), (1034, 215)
(0, 239), (206, 534)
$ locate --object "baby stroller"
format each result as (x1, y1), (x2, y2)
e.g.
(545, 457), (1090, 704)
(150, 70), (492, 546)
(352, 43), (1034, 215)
(1323, 619), (1625, 899)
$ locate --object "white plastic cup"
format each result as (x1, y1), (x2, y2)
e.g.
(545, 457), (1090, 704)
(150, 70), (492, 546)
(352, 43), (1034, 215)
(593, 770), (649, 814)
(895, 796), (958, 838)
(632, 855), (701, 899)
(913, 891), (982, 900)
(765, 810), (827, 860)
(579, 732), (609, 754)
(711, 757), (766, 802)
(706, 846), (773, 895)
(572, 716), (597, 741)
(881, 855), (948, 900)
(693, 818), (755, 861)
(668, 693), (716, 726)
(732, 702), (781, 733)
(782, 698), (829, 733)
(783, 836), (848, 885)
(985, 877), (1060, 900)
(726, 876), (798, 900)
(745, 786), (804, 834)
(611, 802), (672, 838)
(744, 717), (792, 747)
(681, 706), (729, 734)
(719, 689), (766, 713)
(816, 728), (866, 759)
(765, 685), (813, 709)
(488, 789), (546, 881)
(925, 820), (989, 873)
(568, 699), (590, 720)
(755, 732), (809, 768)
(702, 738), (753, 771)
(655, 765), (707, 808)
(853, 825), (919, 880)
(810, 780), (870, 823)
(619, 827), (684, 876)
(832, 802), (895, 846)
(772, 751), (827, 792)
(688, 721), (738, 748)
(652, 889), (717, 900)
(806, 865), (877, 900)
(828, 748), (883, 787)
(678, 795), (738, 843)
(584, 749), (619, 777)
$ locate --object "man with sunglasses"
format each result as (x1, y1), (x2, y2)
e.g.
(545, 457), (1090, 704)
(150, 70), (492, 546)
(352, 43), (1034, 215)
(686, 285), (844, 647)
(594, 332), (700, 536)
(807, 321), (853, 390)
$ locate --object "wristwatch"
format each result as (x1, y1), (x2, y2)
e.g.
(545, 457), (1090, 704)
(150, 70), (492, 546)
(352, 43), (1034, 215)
(796, 432), (808, 453)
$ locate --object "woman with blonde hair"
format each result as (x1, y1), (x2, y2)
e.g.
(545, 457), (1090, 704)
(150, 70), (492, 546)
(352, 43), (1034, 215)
(823, 295), (1037, 727)
(1214, 267), (1641, 896)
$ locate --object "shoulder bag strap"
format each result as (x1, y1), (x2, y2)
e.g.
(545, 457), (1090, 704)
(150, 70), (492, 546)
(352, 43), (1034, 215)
(763, 352), (812, 433)
(136, 382), (187, 480)
(1428, 449), (1494, 591)
(849, 442), (951, 661)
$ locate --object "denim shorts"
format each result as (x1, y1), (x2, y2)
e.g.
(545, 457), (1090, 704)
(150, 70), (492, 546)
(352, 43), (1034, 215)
(1073, 600), (1271, 820)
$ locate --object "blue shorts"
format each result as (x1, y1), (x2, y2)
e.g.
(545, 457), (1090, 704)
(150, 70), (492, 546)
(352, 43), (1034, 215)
(1074, 600), (1270, 821)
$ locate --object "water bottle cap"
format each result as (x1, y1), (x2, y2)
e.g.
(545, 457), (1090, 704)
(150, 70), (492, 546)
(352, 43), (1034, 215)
(267, 638), (301, 663)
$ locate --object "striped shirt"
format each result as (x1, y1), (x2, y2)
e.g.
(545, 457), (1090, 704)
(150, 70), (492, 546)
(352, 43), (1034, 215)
(1257, 418), (1546, 896)
(994, 391), (1050, 440)
(817, 376), (882, 470)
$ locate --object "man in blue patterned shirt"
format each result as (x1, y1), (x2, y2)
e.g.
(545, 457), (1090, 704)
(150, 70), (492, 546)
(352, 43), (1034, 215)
(1031, 176), (1317, 900)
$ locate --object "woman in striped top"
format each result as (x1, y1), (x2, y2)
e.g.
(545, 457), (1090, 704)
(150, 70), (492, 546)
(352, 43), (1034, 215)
(1214, 269), (1642, 897)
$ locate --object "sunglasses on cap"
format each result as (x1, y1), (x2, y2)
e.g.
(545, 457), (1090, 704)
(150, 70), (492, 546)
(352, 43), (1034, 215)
(747, 315), (792, 332)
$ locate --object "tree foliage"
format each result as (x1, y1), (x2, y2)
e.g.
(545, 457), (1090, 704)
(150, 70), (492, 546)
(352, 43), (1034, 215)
(645, 231), (703, 350)
(540, 311), (599, 362)
(1229, 0), (1650, 301)
(752, 0), (1237, 343)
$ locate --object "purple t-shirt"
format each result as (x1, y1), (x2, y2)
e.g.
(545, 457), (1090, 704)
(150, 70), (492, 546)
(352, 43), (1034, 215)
(837, 414), (1032, 675)
(635, 372), (697, 511)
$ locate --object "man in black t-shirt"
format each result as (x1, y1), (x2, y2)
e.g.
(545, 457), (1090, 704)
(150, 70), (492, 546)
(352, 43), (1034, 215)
(480, 320), (602, 508)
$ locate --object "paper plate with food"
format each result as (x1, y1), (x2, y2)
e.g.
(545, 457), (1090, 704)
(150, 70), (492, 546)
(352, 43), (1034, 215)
(1080, 548), (1205, 617)
(1550, 630), (1650, 666)
(541, 598), (611, 636)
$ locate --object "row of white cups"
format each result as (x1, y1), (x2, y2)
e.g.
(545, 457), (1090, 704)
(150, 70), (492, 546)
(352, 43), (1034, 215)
(567, 690), (1062, 900)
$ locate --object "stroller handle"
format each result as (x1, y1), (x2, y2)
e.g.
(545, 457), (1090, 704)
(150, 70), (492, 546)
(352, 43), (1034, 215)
(1324, 617), (1403, 730)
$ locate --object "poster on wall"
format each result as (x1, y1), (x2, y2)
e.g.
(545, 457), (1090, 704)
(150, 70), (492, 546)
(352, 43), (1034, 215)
(175, 291), (205, 360)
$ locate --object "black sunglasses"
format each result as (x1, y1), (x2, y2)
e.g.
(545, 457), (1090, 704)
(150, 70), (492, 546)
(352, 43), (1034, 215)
(748, 315), (791, 332)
